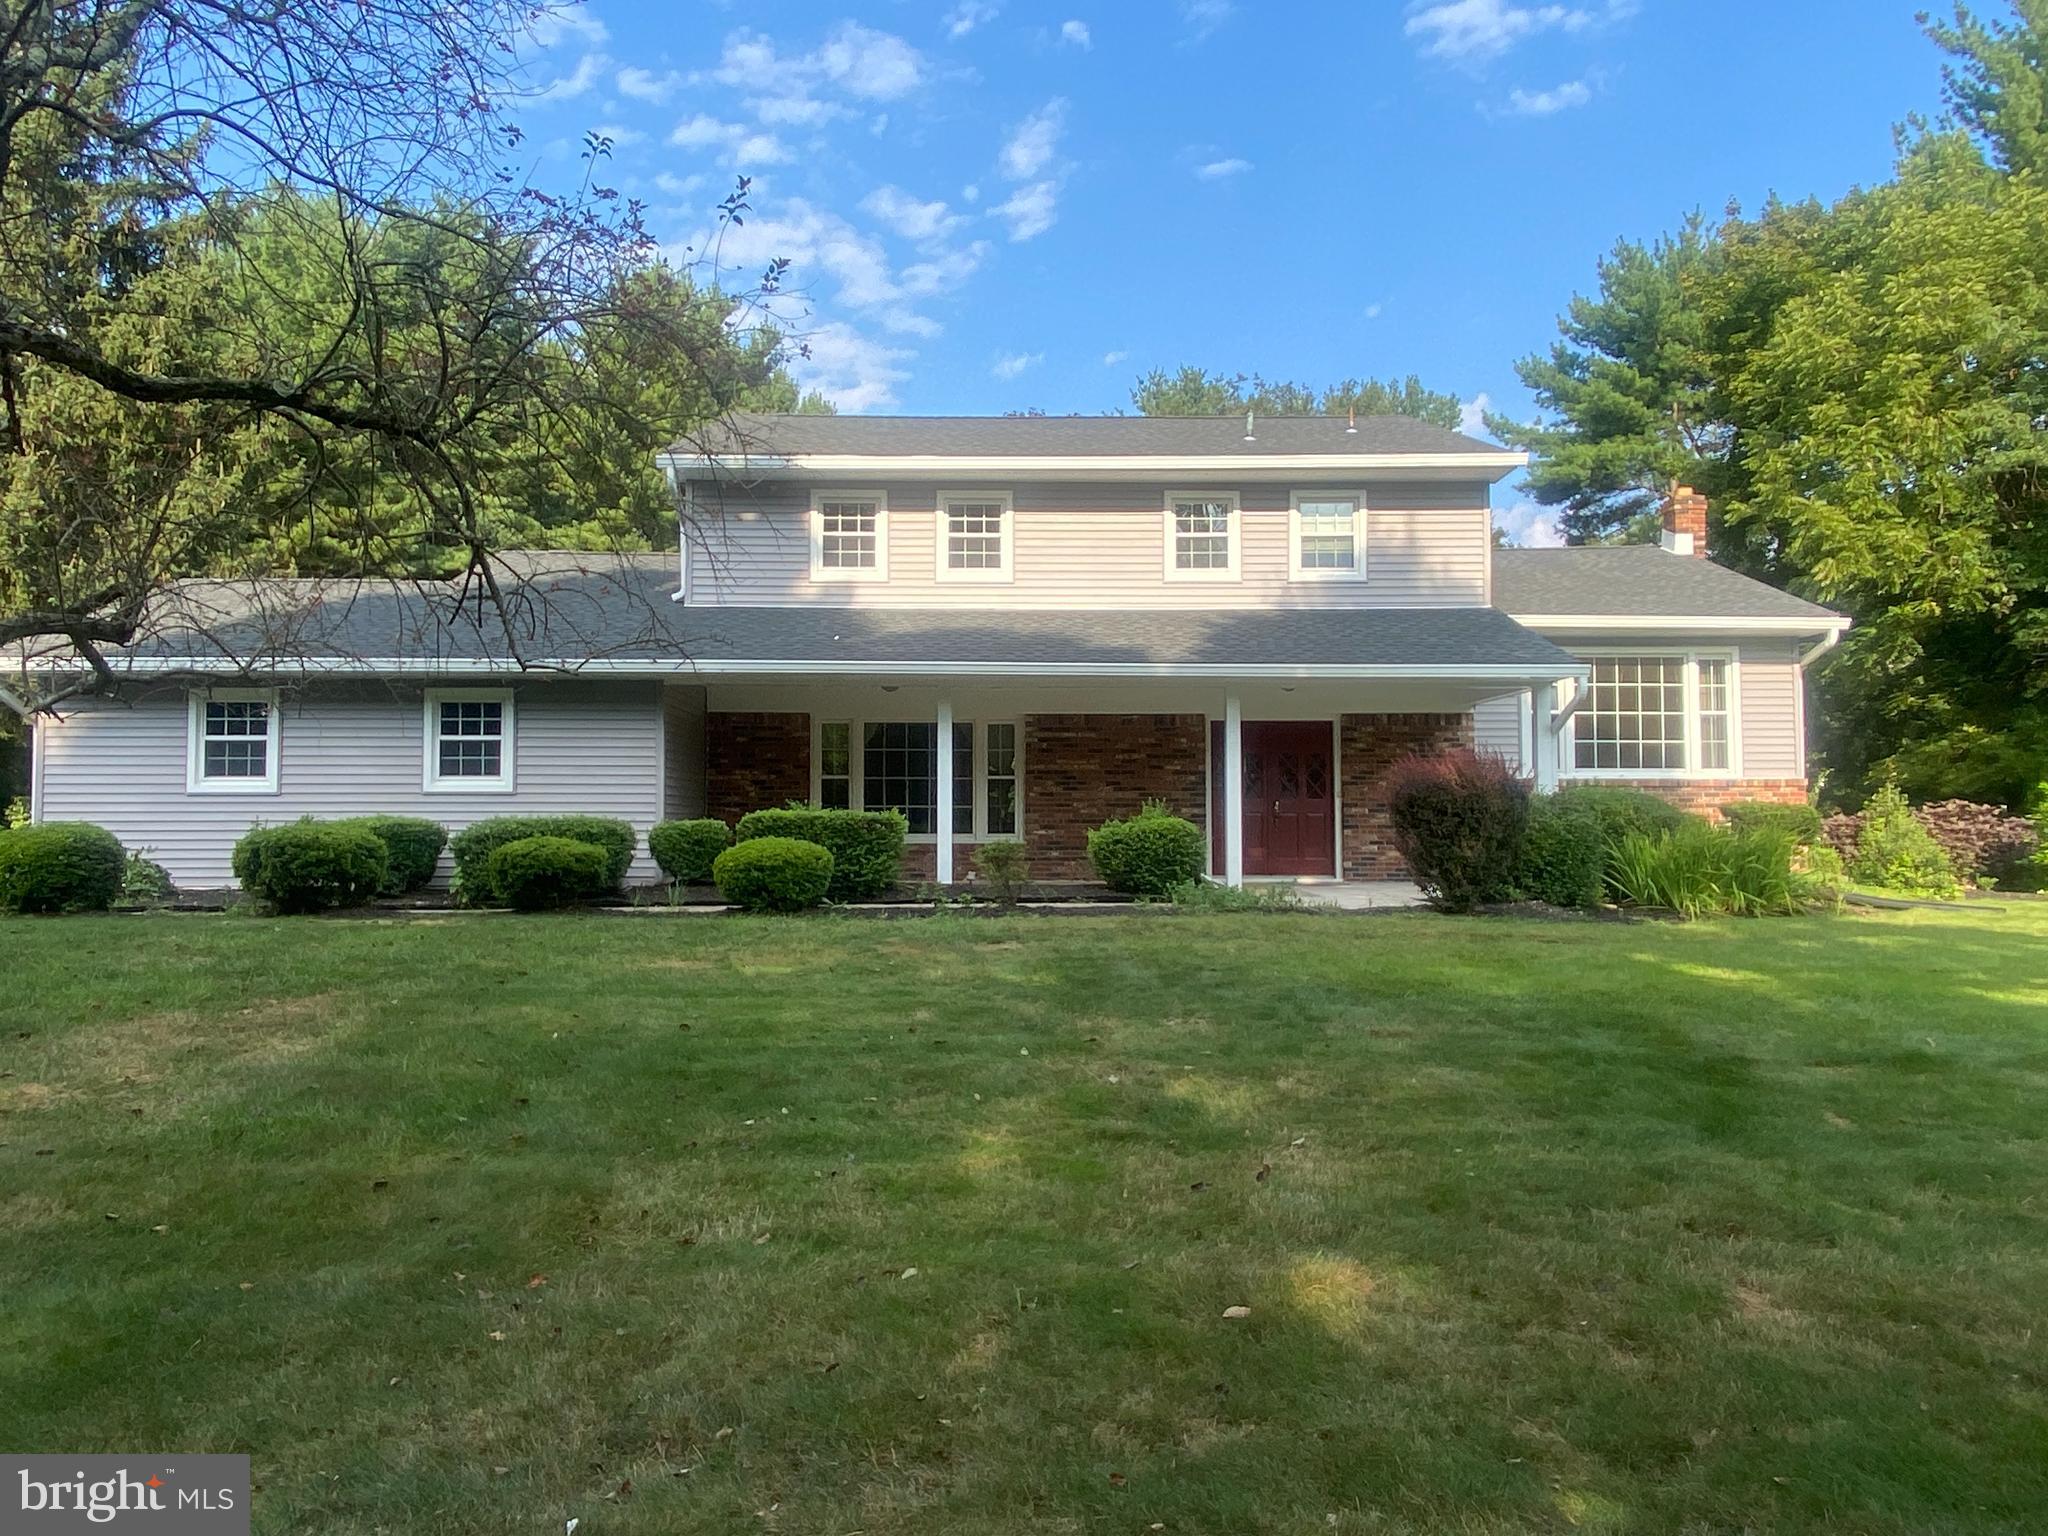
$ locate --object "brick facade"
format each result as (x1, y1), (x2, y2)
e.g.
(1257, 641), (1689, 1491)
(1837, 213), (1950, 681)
(705, 711), (810, 825)
(1021, 714), (1208, 879)
(1561, 777), (1809, 820)
(1339, 713), (1475, 879)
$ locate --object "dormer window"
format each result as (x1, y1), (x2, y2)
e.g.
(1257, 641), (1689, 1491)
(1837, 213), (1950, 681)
(1162, 491), (1240, 581)
(1290, 492), (1366, 581)
(936, 491), (1014, 582)
(811, 491), (888, 582)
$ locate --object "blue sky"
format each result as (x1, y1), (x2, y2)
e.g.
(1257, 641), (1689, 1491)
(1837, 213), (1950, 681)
(514, 1), (1949, 542)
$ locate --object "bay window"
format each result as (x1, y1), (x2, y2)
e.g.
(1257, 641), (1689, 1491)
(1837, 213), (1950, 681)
(815, 718), (1023, 839)
(1570, 652), (1739, 777)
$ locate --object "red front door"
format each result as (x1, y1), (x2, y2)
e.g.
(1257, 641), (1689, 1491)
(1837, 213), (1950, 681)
(1210, 721), (1337, 877)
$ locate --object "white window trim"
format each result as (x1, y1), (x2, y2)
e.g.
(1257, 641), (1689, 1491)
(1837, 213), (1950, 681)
(423, 687), (517, 793)
(811, 716), (1024, 843)
(1161, 490), (1242, 583)
(186, 687), (280, 795)
(1564, 647), (1743, 781)
(1288, 490), (1368, 582)
(933, 489), (1015, 583)
(809, 488), (890, 584)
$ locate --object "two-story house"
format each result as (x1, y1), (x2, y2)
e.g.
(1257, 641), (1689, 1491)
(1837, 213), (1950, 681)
(21, 413), (1847, 889)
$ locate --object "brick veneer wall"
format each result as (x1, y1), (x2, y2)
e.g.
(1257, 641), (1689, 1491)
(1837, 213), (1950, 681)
(1339, 713), (1474, 879)
(1561, 777), (1809, 820)
(1023, 714), (1208, 879)
(706, 711), (810, 825)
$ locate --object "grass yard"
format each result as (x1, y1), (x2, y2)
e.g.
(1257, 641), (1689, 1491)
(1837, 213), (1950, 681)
(3, 904), (2047, 1535)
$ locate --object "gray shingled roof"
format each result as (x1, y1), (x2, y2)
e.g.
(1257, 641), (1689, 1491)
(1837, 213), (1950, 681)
(1494, 546), (1844, 624)
(678, 411), (1509, 460)
(112, 556), (1578, 674)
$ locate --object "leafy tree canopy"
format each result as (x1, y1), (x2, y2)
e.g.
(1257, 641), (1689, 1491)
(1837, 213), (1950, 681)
(1131, 367), (1464, 429)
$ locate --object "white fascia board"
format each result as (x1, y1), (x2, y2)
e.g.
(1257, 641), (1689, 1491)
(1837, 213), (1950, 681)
(1512, 613), (1849, 636)
(658, 451), (1530, 485)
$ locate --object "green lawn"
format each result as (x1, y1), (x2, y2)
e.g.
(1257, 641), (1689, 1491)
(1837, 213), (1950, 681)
(4, 905), (2046, 1535)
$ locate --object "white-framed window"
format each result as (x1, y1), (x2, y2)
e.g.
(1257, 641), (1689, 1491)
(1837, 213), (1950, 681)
(810, 490), (888, 582)
(1568, 650), (1741, 778)
(1162, 490), (1241, 581)
(813, 717), (1024, 841)
(935, 490), (1014, 582)
(187, 688), (280, 794)
(1289, 491), (1366, 580)
(424, 688), (515, 792)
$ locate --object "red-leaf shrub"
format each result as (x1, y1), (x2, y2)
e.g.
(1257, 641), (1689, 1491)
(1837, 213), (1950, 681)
(1823, 797), (2038, 885)
(1385, 749), (1530, 913)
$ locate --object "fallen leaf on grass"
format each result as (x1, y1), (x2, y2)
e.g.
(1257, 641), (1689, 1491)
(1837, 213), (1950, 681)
(1107, 1472), (1126, 1487)
(487, 1330), (506, 1341)
(527, 1273), (548, 1289)
(900, 1267), (918, 1280)
(1222, 1306), (1251, 1319)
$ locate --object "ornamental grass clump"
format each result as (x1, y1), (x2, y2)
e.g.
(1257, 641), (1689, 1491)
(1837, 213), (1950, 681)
(1607, 821), (1813, 919)
(1384, 749), (1529, 913)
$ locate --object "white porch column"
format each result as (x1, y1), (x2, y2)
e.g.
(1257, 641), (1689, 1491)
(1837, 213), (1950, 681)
(935, 697), (955, 885)
(1532, 681), (1562, 793)
(1223, 693), (1244, 888)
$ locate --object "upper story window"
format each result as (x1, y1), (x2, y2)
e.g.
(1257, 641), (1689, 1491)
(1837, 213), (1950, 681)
(1290, 492), (1366, 580)
(936, 491), (1014, 582)
(1570, 652), (1739, 778)
(424, 688), (515, 792)
(1162, 491), (1240, 582)
(810, 491), (888, 582)
(187, 689), (279, 793)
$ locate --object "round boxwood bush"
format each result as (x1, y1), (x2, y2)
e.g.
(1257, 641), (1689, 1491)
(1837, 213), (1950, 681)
(448, 815), (636, 901)
(649, 818), (732, 883)
(334, 815), (447, 894)
(1087, 800), (1206, 897)
(232, 821), (388, 913)
(0, 822), (126, 913)
(484, 836), (613, 911)
(1516, 795), (1606, 908)
(712, 836), (834, 912)
(1549, 785), (1693, 847)
(733, 807), (905, 900)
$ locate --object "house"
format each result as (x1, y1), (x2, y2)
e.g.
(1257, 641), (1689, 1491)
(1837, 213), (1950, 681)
(18, 414), (1847, 889)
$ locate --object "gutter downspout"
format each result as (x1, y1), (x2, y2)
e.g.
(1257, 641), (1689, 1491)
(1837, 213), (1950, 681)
(1797, 625), (1846, 669)
(668, 466), (690, 604)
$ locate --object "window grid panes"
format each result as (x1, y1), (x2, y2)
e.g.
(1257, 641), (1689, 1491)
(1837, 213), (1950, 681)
(1173, 500), (1232, 570)
(201, 700), (269, 779)
(985, 723), (1018, 836)
(1697, 659), (1731, 772)
(953, 722), (975, 834)
(946, 503), (1006, 570)
(819, 722), (852, 810)
(1574, 656), (1688, 772)
(863, 721), (937, 834)
(1297, 499), (1357, 570)
(819, 500), (879, 569)
(436, 699), (504, 779)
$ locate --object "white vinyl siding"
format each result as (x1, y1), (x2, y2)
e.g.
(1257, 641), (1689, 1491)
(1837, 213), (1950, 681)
(40, 681), (666, 888)
(1472, 692), (1528, 770)
(686, 480), (1491, 609)
(662, 683), (708, 820)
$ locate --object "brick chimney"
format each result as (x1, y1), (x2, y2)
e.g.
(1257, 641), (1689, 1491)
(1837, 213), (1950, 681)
(1661, 484), (1708, 557)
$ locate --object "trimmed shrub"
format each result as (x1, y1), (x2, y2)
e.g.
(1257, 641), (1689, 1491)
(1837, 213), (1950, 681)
(1087, 800), (1206, 897)
(1550, 784), (1693, 848)
(485, 836), (612, 911)
(1721, 799), (1824, 846)
(1516, 795), (1606, 908)
(973, 839), (1028, 905)
(649, 818), (732, 883)
(449, 816), (636, 901)
(0, 822), (126, 913)
(1608, 822), (1803, 919)
(1385, 750), (1529, 913)
(334, 815), (446, 895)
(1852, 785), (1961, 898)
(733, 807), (905, 900)
(713, 836), (834, 912)
(232, 820), (387, 913)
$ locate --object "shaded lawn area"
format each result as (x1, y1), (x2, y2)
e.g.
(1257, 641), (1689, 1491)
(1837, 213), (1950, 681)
(3, 905), (2047, 1535)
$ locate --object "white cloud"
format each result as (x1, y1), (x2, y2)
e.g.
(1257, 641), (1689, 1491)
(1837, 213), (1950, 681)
(945, 1), (1000, 39)
(1102, 349), (1129, 366)
(706, 24), (925, 106)
(992, 350), (1044, 379)
(1195, 157), (1251, 180)
(1459, 392), (1492, 436)
(655, 171), (710, 198)
(1364, 302), (1384, 320)
(862, 185), (967, 244)
(1060, 19), (1093, 48)
(901, 241), (990, 296)
(669, 114), (794, 165)
(992, 180), (1059, 241)
(1000, 99), (1066, 180)
(962, 183), (981, 203)
(791, 321), (915, 412)
(529, 8), (609, 47)
(536, 51), (610, 102)
(1405, 0), (1627, 62)
(616, 66), (682, 102)
(589, 123), (646, 147)
(1494, 500), (1565, 547)
(751, 91), (843, 126)
(1502, 79), (1591, 115)
(1181, 1), (1234, 41)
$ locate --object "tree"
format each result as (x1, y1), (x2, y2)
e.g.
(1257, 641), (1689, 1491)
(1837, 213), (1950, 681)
(1925, 0), (2048, 173)
(1130, 367), (1463, 427)
(0, 1), (796, 707)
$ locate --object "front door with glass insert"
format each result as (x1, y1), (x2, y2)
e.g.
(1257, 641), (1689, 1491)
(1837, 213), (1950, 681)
(1210, 721), (1337, 877)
